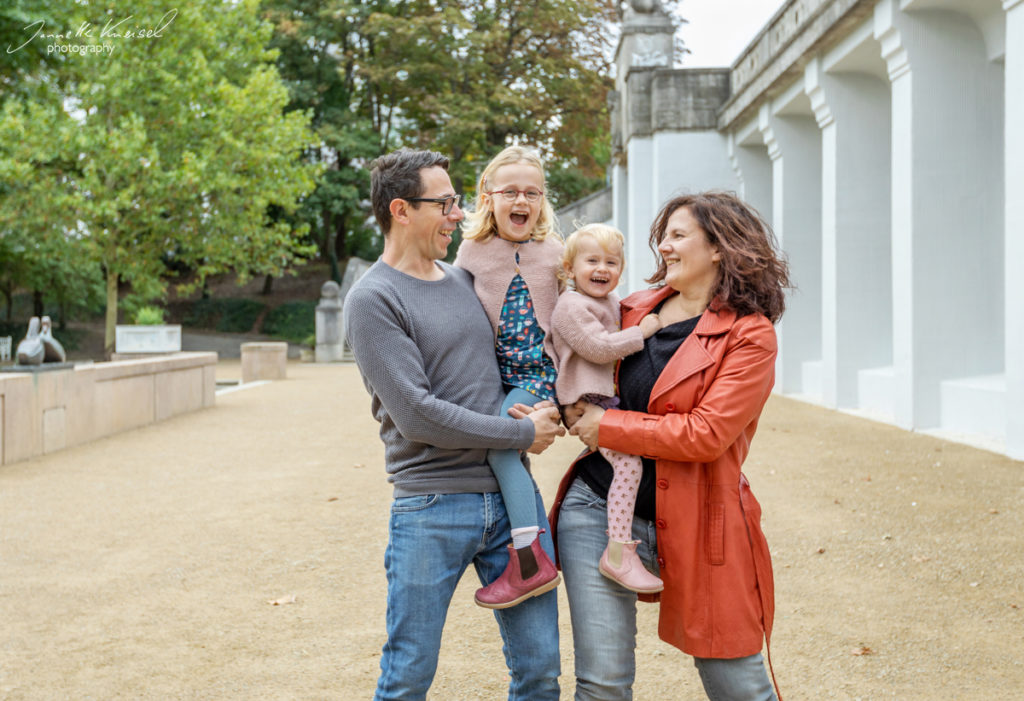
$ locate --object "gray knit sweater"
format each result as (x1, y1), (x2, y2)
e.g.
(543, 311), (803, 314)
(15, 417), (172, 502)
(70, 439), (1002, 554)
(343, 260), (535, 496)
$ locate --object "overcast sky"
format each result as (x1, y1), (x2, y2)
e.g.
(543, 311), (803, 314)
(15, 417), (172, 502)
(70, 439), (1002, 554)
(673, 0), (788, 67)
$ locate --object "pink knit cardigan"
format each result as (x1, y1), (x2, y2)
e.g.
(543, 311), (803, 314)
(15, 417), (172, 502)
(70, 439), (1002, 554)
(549, 290), (645, 406)
(453, 236), (563, 364)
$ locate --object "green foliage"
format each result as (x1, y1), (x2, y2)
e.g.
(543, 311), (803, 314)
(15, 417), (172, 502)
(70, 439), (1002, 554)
(261, 0), (615, 270)
(0, 320), (23, 338)
(0, 0), (321, 354)
(184, 298), (266, 334)
(0, 0), (65, 90)
(260, 300), (315, 343)
(546, 166), (608, 212)
(133, 306), (166, 325)
(356, 0), (616, 192)
(216, 299), (266, 334)
(2, 0), (620, 348)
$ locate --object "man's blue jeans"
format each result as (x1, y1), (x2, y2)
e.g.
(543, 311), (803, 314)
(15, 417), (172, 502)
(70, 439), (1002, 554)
(558, 478), (776, 701)
(375, 490), (560, 701)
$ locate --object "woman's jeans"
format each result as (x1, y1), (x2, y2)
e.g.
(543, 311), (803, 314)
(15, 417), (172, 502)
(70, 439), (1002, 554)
(558, 478), (777, 701)
(376, 490), (560, 701)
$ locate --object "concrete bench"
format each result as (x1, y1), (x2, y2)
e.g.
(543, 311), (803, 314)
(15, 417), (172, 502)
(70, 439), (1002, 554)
(241, 342), (288, 383)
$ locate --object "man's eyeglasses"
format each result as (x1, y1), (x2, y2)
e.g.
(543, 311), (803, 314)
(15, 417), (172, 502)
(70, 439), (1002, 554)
(405, 194), (461, 215)
(486, 189), (544, 203)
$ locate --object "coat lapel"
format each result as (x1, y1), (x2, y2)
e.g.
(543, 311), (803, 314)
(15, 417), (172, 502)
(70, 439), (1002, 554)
(647, 304), (737, 409)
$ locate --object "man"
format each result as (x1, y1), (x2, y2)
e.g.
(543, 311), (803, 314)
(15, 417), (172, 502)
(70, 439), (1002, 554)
(343, 148), (564, 700)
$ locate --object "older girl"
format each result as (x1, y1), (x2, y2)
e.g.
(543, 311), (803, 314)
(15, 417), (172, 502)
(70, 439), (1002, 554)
(454, 145), (563, 609)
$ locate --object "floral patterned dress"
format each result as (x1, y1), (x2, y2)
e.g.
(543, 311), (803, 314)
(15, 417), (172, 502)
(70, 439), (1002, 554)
(495, 271), (557, 402)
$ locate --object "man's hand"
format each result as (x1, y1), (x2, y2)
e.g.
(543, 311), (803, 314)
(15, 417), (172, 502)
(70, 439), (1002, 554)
(507, 399), (555, 419)
(568, 403), (605, 450)
(524, 405), (565, 454)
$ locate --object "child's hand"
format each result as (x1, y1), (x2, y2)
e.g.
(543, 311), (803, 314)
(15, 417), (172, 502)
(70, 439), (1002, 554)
(562, 402), (586, 428)
(638, 313), (661, 339)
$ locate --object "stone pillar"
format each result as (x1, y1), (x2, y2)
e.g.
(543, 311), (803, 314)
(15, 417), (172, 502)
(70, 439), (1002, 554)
(875, 1), (1005, 429)
(615, 1), (675, 294)
(760, 104), (823, 396)
(1005, 0), (1024, 459)
(727, 129), (773, 226)
(625, 135), (656, 293)
(650, 70), (739, 212)
(240, 342), (287, 383)
(315, 281), (344, 363)
(805, 58), (893, 411)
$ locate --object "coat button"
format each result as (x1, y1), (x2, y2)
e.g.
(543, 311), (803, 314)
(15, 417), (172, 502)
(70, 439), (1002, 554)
(657, 557), (666, 568)
(656, 519), (667, 529)
(656, 479), (669, 490)
(665, 402), (676, 411)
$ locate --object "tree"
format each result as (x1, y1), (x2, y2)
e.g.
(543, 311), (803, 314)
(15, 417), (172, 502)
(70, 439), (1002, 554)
(260, 0), (617, 272)
(261, 0), (393, 281)
(359, 0), (616, 199)
(0, 0), (320, 356)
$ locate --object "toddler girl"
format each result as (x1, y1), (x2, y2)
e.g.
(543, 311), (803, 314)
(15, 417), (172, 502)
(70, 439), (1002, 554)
(454, 145), (564, 609)
(551, 224), (664, 593)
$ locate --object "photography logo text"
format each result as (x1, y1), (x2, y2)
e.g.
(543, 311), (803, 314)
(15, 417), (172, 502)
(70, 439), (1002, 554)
(6, 10), (178, 58)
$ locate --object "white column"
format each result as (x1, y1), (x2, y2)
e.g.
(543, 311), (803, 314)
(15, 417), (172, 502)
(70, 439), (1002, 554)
(760, 105), (823, 396)
(625, 137), (656, 294)
(651, 131), (740, 207)
(727, 131), (773, 225)
(1005, 0), (1024, 460)
(611, 161), (629, 233)
(875, 1), (1005, 429)
(805, 59), (893, 410)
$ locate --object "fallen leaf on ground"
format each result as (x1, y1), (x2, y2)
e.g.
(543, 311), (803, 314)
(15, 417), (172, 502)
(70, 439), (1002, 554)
(851, 646), (873, 656)
(267, 595), (297, 606)
(327, 497), (338, 502)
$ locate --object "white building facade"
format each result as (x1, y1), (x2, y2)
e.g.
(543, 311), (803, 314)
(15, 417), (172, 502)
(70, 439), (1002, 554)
(583, 0), (1024, 459)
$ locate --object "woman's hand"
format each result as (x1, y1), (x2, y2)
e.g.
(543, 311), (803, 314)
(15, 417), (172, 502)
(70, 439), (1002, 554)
(568, 402), (605, 450)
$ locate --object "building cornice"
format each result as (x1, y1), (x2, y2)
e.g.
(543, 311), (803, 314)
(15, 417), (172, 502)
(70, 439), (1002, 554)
(717, 0), (876, 131)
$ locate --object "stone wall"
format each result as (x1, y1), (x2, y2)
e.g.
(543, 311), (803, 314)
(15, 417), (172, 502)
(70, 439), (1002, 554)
(0, 352), (217, 466)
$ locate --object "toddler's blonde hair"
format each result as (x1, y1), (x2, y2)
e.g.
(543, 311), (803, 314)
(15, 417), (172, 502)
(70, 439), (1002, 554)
(559, 223), (626, 285)
(462, 145), (561, 242)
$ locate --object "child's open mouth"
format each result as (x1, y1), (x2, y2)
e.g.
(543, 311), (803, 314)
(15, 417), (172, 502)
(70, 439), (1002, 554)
(510, 213), (528, 226)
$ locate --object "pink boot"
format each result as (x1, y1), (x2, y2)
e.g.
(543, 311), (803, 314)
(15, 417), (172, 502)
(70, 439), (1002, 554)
(599, 539), (664, 594)
(474, 535), (561, 609)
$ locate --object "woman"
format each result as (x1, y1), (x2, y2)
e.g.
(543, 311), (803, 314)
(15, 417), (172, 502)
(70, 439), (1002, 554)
(549, 191), (790, 700)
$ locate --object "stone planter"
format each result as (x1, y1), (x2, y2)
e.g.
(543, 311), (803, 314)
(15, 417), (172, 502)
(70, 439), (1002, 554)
(115, 325), (182, 354)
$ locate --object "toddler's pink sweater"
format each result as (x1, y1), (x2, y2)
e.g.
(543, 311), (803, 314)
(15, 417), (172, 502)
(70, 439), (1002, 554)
(549, 290), (645, 406)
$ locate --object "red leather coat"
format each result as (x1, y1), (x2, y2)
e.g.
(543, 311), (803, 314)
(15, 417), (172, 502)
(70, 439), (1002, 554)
(549, 286), (777, 658)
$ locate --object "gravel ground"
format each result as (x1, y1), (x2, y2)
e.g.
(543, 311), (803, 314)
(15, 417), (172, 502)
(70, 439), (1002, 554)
(0, 362), (1021, 699)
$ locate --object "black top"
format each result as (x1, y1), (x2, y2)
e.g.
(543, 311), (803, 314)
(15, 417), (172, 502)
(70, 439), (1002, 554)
(576, 310), (701, 521)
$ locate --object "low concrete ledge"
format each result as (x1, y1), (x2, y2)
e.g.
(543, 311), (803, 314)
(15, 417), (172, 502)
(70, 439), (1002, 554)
(241, 342), (288, 384)
(0, 352), (217, 467)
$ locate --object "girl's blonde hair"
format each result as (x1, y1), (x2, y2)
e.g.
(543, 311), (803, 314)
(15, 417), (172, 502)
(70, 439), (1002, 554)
(559, 223), (626, 285)
(462, 145), (561, 242)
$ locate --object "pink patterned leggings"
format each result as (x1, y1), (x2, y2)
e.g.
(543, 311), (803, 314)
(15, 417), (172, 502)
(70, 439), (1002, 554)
(598, 447), (643, 541)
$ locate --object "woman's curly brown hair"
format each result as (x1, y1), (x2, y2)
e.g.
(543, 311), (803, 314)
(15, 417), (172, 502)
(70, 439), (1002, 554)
(646, 191), (792, 323)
